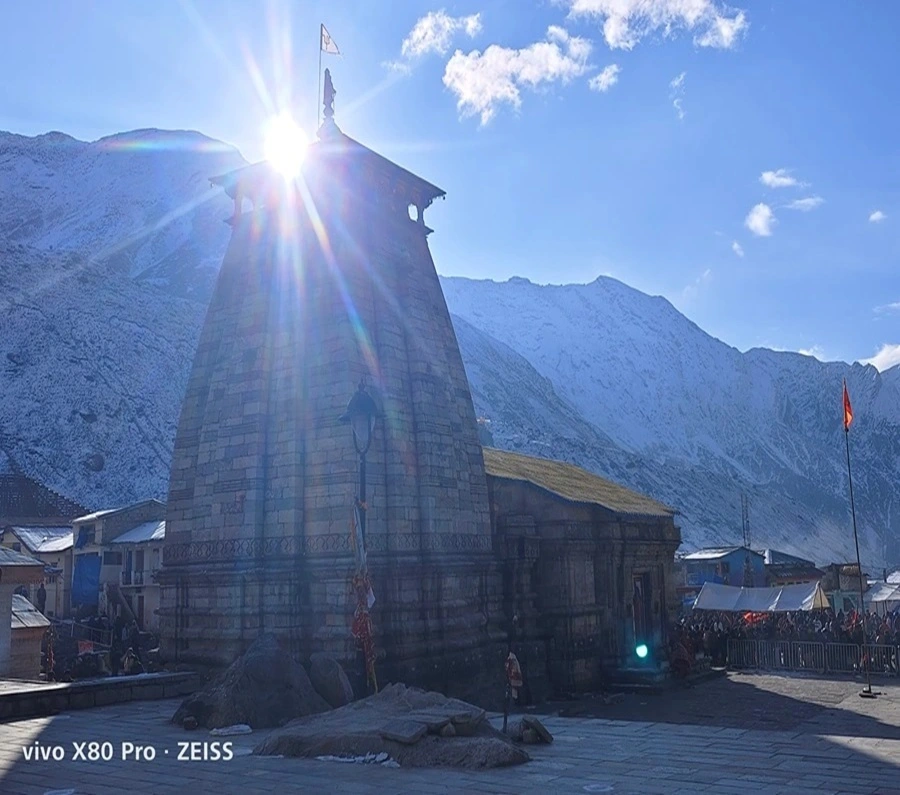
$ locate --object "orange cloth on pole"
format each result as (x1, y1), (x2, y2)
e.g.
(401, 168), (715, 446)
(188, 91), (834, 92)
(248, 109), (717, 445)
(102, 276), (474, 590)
(843, 380), (853, 431)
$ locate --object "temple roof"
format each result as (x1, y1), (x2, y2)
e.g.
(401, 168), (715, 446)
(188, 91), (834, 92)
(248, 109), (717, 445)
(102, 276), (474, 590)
(483, 448), (675, 518)
(211, 122), (445, 211)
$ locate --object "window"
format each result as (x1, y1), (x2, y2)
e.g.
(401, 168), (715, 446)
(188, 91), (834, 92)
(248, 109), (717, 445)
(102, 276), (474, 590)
(76, 525), (96, 547)
(103, 551), (122, 566)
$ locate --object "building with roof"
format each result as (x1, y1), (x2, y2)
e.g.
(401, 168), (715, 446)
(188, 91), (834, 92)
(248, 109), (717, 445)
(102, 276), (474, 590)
(0, 465), (88, 622)
(758, 548), (816, 567)
(0, 546), (46, 677)
(0, 463), (88, 527)
(820, 563), (869, 612)
(675, 546), (767, 609)
(72, 499), (165, 629)
(0, 526), (73, 618)
(9, 594), (50, 678)
(483, 448), (681, 693)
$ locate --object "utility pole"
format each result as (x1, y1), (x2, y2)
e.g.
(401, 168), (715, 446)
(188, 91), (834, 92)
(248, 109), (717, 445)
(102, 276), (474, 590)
(741, 493), (754, 587)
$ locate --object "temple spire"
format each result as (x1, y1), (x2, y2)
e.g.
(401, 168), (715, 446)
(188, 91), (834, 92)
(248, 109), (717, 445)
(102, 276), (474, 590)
(323, 68), (335, 122)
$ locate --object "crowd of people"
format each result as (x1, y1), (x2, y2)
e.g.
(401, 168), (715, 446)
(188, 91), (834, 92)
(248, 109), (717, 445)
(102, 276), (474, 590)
(667, 607), (900, 676)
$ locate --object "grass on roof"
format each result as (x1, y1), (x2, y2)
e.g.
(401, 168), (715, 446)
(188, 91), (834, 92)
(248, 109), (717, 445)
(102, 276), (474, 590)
(483, 447), (674, 517)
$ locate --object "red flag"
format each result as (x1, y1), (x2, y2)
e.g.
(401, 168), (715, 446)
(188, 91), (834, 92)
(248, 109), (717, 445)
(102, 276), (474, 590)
(843, 380), (853, 431)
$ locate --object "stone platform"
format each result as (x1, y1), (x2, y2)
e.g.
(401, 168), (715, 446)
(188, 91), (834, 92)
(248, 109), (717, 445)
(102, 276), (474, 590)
(0, 672), (199, 721)
(2, 673), (899, 793)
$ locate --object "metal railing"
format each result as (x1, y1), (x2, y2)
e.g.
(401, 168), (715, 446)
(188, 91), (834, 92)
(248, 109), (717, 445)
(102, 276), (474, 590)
(120, 570), (144, 586)
(50, 619), (112, 648)
(728, 638), (898, 676)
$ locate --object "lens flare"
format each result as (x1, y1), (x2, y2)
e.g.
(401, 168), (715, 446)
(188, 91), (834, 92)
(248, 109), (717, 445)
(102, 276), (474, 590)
(263, 114), (308, 178)
(635, 644), (649, 659)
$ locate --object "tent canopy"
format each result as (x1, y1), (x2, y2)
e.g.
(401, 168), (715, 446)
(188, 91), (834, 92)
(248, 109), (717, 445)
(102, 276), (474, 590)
(693, 581), (829, 612)
(864, 582), (900, 605)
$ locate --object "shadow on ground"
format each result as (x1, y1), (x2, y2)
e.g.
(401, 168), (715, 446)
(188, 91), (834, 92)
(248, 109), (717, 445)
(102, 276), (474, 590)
(538, 671), (900, 740)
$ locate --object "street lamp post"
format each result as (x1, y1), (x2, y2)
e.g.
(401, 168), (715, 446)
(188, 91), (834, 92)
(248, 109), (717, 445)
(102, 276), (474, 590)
(340, 380), (380, 697)
(340, 380), (378, 545)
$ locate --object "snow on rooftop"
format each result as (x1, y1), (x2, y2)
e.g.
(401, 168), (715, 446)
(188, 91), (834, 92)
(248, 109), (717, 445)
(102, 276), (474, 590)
(682, 547), (757, 561)
(10, 526), (73, 554)
(72, 507), (122, 524)
(0, 546), (45, 567)
(110, 520), (165, 545)
(11, 594), (50, 629)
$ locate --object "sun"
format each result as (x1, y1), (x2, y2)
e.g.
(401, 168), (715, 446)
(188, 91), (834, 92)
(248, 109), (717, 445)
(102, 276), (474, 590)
(263, 114), (309, 178)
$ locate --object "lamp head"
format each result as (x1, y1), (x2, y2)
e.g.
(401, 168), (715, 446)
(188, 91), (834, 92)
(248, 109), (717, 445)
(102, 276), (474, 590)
(340, 380), (379, 454)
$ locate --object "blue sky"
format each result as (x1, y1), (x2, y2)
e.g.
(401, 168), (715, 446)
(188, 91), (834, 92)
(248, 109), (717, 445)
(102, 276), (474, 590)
(1, 0), (897, 369)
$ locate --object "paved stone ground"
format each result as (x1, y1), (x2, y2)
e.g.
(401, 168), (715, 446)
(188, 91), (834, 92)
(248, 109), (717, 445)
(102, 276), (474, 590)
(1, 673), (899, 794)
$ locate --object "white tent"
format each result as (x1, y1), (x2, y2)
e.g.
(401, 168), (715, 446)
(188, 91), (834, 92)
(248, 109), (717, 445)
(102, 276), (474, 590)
(863, 582), (900, 615)
(693, 581), (830, 612)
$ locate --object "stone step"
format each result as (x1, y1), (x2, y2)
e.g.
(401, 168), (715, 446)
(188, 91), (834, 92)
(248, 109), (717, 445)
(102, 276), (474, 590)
(0, 671), (200, 721)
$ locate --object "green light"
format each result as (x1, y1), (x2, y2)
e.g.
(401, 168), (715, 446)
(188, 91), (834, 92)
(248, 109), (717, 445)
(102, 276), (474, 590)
(635, 643), (649, 659)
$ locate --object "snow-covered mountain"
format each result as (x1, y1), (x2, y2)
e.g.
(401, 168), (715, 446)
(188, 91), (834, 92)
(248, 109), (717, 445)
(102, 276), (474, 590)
(1, 129), (897, 568)
(0, 129), (243, 295)
(443, 277), (900, 567)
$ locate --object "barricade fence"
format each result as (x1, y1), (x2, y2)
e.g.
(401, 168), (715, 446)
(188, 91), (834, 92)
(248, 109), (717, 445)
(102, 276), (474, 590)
(727, 639), (898, 676)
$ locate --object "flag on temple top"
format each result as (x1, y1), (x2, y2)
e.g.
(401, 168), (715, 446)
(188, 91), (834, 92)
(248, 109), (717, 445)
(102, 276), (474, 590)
(843, 379), (853, 431)
(320, 24), (340, 55)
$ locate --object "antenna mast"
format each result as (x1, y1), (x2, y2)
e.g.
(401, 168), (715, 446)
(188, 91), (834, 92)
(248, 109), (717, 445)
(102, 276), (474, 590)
(741, 493), (754, 587)
(741, 493), (751, 548)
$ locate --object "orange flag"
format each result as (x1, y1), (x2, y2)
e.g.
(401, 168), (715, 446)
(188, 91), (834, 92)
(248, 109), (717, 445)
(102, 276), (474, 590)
(843, 379), (853, 431)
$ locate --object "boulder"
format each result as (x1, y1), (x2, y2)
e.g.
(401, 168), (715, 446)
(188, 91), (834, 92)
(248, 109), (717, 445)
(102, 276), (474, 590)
(172, 634), (330, 729)
(308, 653), (354, 708)
(255, 683), (530, 769)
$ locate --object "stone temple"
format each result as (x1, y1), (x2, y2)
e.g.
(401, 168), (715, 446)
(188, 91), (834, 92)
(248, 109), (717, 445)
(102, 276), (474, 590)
(159, 77), (681, 700)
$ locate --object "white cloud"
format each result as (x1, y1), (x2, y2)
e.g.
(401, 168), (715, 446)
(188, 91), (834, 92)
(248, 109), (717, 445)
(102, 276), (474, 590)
(875, 301), (900, 314)
(745, 203), (776, 236)
(401, 10), (482, 59)
(443, 26), (592, 124)
(798, 346), (825, 361)
(731, 240), (744, 257)
(680, 268), (713, 303)
(869, 210), (886, 223)
(669, 70), (686, 119)
(785, 196), (824, 212)
(862, 343), (900, 371)
(588, 63), (621, 92)
(564, 0), (748, 50)
(760, 168), (805, 189)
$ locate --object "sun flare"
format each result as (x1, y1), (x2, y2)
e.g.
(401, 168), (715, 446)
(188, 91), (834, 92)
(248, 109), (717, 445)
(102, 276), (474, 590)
(263, 114), (309, 178)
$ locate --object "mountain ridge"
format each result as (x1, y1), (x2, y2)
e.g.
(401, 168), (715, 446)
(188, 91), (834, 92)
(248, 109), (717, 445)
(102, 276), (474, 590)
(1, 128), (897, 567)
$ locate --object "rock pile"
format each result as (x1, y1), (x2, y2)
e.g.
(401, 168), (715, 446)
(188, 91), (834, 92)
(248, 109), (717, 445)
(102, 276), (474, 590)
(172, 634), (330, 729)
(255, 683), (530, 769)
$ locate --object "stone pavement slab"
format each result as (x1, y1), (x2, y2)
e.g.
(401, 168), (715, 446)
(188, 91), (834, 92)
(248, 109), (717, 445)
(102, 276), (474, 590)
(1, 673), (899, 794)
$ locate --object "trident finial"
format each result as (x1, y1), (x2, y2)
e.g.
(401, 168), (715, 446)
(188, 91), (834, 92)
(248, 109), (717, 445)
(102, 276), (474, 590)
(323, 68), (336, 121)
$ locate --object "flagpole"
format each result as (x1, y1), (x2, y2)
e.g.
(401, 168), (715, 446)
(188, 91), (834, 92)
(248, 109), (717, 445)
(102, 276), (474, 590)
(845, 409), (875, 698)
(317, 24), (323, 129)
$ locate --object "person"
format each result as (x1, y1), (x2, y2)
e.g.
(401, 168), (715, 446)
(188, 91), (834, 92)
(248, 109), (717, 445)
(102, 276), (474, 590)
(128, 620), (141, 661)
(36, 582), (47, 615)
(122, 648), (144, 675)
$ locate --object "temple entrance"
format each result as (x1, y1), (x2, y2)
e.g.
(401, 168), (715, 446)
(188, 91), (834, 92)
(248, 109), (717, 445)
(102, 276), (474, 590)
(632, 573), (652, 646)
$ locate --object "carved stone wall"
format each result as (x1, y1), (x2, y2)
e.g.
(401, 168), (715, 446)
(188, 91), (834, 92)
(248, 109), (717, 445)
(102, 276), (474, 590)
(159, 141), (504, 698)
(489, 477), (681, 697)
